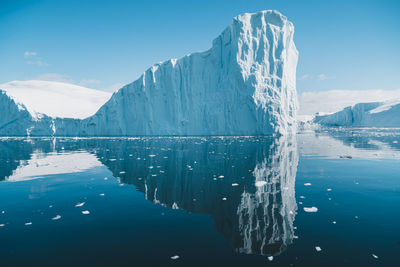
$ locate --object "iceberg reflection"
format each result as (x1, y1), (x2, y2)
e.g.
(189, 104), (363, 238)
(98, 136), (298, 256)
(0, 136), (298, 257)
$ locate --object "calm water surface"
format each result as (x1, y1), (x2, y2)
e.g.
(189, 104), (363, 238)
(0, 129), (399, 266)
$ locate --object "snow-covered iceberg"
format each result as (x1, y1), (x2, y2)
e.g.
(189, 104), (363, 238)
(314, 99), (400, 127)
(0, 80), (111, 119)
(0, 10), (298, 136)
(0, 81), (111, 136)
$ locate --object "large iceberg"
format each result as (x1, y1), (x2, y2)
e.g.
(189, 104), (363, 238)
(314, 99), (400, 127)
(0, 10), (298, 136)
(81, 10), (298, 136)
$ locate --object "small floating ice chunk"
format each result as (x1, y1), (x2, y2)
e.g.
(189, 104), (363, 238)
(75, 202), (85, 207)
(99, 193), (105, 196)
(52, 215), (61, 220)
(372, 254), (378, 259)
(218, 175), (224, 178)
(304, 207), (318, 213)
(222, 197), (227, 201)
(170, 255), (179, 260)
(81, 210), (90, 215)
(327, 188), (332, 191)
(267, 256), (273, 261)
(255, 181), (267, 187)
(332, 221), (337, 224)
(104, 177), (108, 180)
(315, 246), (322, 252)
(25, 222), (32, 226)
(0, 224), (5, 227)
(300, 196), (305, 199)
(232, 183), (239, 186)
(304, 183), (312, 186)
(149, 154), (156, 157)
(119, 171), (126, 174)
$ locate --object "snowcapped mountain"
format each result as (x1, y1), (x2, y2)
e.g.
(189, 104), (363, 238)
(80, 10), (298, 136)
(0, 10), (298, 136)
(0, 80), (111, 119)
(314, 99), (400, 127)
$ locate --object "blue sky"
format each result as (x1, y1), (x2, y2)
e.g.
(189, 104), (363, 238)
(0, 0), (399, 93)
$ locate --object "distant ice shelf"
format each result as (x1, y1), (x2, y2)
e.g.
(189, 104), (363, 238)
(314, 99), (400, 127)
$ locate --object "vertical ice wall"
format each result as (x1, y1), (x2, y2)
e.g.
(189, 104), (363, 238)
(81, 10), (298, 136)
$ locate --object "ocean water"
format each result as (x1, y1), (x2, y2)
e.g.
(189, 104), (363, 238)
(0, 129), (399, 266)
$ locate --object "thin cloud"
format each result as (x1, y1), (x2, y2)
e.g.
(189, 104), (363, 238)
(32, 73), (74, 83)
(24, 51), (49, 66)
(298, 74), (309, 81)
(317, 73), (335, 81)
(80, 79), (101, 86)
(27, 60), (49, 66)
(24, 51), (37, 58)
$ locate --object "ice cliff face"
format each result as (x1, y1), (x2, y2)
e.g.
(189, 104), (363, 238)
(80, 10), (298, 136)
(315, 100), (400, 127)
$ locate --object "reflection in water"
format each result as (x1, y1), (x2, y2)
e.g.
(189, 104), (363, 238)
(0, 136), (298, 257)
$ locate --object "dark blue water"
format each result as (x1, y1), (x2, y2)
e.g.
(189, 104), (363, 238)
(0, 130), (399, 266)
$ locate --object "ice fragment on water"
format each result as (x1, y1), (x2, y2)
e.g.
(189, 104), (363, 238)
(304, 207), (318, 212)
(52, 215), (61, 220)
(75, 202), (85, 207)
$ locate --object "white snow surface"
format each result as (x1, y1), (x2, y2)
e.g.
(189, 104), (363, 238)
(82, 10), (298, 136)
(0, 80), (111, 119)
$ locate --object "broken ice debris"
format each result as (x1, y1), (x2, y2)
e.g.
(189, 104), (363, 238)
(304, 207), (318, 212)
